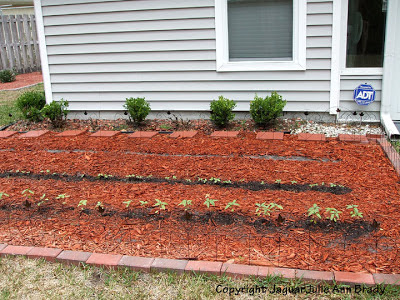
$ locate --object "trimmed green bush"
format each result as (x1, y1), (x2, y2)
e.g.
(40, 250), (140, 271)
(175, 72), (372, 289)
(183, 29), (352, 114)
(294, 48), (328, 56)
(0, 69), (16, 83)
(41, 99), (69, 128)
(210, 95), (236, 127)
(123, 97), (151, 124)
(250, 92), (286, 127)
(16, 90), (46, 122)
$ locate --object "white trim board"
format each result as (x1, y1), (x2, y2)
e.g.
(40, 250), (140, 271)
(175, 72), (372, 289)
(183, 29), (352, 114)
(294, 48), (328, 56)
(215, 0), (306, 72)
(34, 0), (52, 104)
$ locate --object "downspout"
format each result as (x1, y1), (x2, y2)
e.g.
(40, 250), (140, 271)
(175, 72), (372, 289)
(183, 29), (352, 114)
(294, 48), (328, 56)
(381, 0), (400, 139)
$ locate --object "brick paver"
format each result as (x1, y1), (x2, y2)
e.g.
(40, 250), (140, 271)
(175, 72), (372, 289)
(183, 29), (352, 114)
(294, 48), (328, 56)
(19, 130), (49, 138)
(297, 133), (326, 141)
(90, 131), (120, 137)
(221, 263), (259, 278)
(86, 253), (122, 269)
(185, 260), (222, 275)
(169, 131), (198, 138)
(338, 134), (369, 144)
(151, 258), (188, 274)
(0, 131), (17, 138)
(56, 130), (87, 137)
(373, 273), (400, 285)
(56, 250), (92, 266)
(118, 256), (154, 272)
(258, 266), (296, 279)
(0, 245), (33, 256)
(128, 131), (158, 138)
(27, 247), (62, 262)
(334, 271), (375, 286)
(296, 269), (334, 283)
(256, 132), (284, 140)
(210, 131), (239, 138)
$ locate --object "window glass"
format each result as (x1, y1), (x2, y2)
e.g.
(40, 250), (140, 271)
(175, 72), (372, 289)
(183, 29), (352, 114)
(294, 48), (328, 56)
(228, 0), (293, 61)
(346, 0), (387, 68)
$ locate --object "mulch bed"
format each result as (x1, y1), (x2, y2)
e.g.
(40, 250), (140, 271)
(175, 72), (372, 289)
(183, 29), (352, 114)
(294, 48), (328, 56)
(0, 72), (43, 91)
(0, 133), (399, 273)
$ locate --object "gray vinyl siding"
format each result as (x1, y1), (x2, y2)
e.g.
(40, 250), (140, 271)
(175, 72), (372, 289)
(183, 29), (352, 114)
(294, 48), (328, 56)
(41, 0), (334, 113)
(339, 76), (382, 118)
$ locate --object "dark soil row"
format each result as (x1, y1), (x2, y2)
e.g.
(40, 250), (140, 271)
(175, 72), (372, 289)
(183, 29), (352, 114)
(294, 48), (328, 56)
(0, 171), (351, 194)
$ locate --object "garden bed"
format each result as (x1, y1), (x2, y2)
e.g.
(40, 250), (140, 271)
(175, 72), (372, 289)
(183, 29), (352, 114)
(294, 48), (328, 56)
(0, 132), (398, 273)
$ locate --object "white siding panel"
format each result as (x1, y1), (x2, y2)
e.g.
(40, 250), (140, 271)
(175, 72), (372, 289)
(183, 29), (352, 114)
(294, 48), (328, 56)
(50, 70), (331, 83)
(46, 29), (215, 45)
(42, 0), (214, 16)
(306, 36), (331, 48)
(42, 0), (335, 114)
(45, 18), (215, 36)
(54, 91), (329, 102)
(307, 14), (332, 25)
(49, 61), (217, 73)
(48, 51), (216, 64)
(43, 8), (215, 26)
(51, 81), (331, 93)
(47, 40), (216, 55)
(307, 25), (332, 37)
(307, 2), (333, 14)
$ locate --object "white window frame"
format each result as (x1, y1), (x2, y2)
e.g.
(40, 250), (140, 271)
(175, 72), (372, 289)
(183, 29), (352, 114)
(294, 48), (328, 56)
(215, 0), (306, 72)
(339, 0), (384, 76)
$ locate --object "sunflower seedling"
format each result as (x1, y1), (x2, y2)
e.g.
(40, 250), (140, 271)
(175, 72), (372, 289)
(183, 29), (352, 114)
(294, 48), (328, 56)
(225, 199), (240, 212)
(204, 194), (218, 209)
(307, 204), (321, 224)
(346, 204), (363, 219)
(153, 199), (167, 214)
(77, 200), (87, 210)
(325, 207), (342, 222)
(178, 199), (193, 220)
(255, 202), (283, 217)
(22, 189), (34, 208)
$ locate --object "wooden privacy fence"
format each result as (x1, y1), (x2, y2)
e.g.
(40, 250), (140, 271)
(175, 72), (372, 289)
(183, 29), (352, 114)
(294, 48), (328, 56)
(0, 14), (41, 73)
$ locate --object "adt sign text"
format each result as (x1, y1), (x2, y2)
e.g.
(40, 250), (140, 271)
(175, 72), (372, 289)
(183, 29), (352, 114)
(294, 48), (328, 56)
(353, 84), (376, 106)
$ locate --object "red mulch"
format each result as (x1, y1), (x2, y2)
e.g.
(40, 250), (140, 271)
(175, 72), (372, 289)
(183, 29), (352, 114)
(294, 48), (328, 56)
(0, 72), (43, 90)
(0, 133), (399, 273)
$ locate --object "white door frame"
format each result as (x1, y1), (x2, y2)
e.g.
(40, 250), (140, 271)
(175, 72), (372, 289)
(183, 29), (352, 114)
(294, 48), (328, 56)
(381, 0), (400, 121)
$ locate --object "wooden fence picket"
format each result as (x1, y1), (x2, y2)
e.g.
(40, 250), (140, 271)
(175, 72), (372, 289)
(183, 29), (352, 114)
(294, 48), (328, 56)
(0, 14), (41, 73)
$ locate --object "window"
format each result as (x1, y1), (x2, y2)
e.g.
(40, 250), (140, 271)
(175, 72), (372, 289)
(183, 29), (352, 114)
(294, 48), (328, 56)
(228, 0), (293, 61)
(346, 0), (387, 68)
(215, 0), (306, 71)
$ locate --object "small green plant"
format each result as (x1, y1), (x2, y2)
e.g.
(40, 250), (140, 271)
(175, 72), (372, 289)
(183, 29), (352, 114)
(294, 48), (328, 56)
(178, 199), (192, 211)
(346, 204), (363, 219)
(330, 183), (337, 187)
(209, 95), (236, 127)
(153, 199), (167, 214)
(123, 97), (151, 125)
(204, 194), (218, 208)
(123, 200), (132, 208)
(159, 124), (173, 130)
(250, 92), (286, 127)
(255, 202), (283, 216)
(77, 200), (87, 210)
(325, 207), (342, 222)
(275, 179), (282, 185)
(37, 194), (49, 207)
(225, 199), (240, 212)
(0, 192), (9, 200)
(307, 204), (321, 224)
(56, 193), (69, 205)
(97, 173), (112, 179)
(41, 99), (69, 128)
(290, 180), (297, 184)
(139, 200), (148, 206)
(22, 189), (34, 199)
(0, 69), (16, 83)
(16, 90), (46, 122)
(197, 177), (208, 183)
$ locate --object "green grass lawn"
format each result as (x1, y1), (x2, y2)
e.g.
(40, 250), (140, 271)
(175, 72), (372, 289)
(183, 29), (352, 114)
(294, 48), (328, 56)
(0, 83), (44, 127)
(0, 256), (398, 299)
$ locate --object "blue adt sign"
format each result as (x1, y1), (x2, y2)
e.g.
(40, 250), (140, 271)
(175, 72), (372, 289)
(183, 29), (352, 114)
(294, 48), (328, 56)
(353, 84), (376, 106)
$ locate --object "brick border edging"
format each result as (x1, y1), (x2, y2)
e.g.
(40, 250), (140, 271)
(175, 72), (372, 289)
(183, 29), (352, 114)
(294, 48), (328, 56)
(0, 243), (398, 286)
